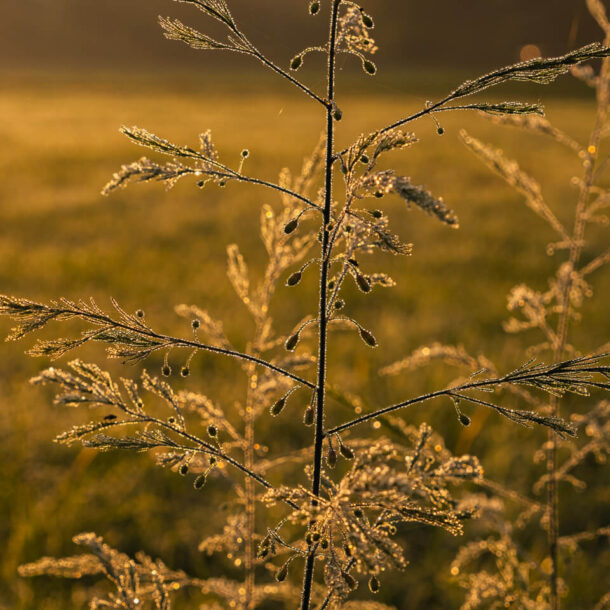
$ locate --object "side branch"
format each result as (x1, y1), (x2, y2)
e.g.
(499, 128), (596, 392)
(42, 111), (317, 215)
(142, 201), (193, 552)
(326, 355), (610, 436)
(0, 296), (315, 389)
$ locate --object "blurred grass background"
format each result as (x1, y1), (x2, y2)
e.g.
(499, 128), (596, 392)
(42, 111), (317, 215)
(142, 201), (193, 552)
(0, 67), (608, 608)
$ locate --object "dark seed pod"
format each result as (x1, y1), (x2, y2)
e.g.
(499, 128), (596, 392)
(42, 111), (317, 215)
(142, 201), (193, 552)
(194, 474), (207, 489)
(348, 258), (359, 267)
(363, 60), (377, 75)
(328, 280), (335, 290)
(168, 417), (176, 424)
(135, 309), (144, 318)
(306, 532), (313, 545)
(209, 456), (217, 465)
(275, 562), (289, 582)
(258, 547), (269, 559)
(197, 180), (205, 187)
(304, 407), (315, 426)
(369, 575), (380, 593)
(320, 538), (329, 550)
(370, 209), (383, 219)
(241, 149), (249, 158)
(437, 126), (445, 136)
(181, 366), (190, 377)
(326, 443), (337, 468)
(284, 218), (299, 234)
(360, 154), (369, 164)
(270, 397), (286, 416)
(342, 571), (357, 590)
(374, 191), (384, 198)
(286, 271), (302, 286)
(312, 532), (321, 542)
(290, 55), (303, 70)
(359, 327), (378, 347)
(459, 413), (471, 427)
(219, 180), (226, 187)
(340, 443), (354, 459)
(103, 414), (117, 421)
(208, 424), (218, 437)
(285, 333), (300, 351)
(353, 508), (364, 519)
(179, 464), (189, 476)
(361, 11), (374, 28)
(192, 319), (201, 329)
(333, 108), (343, 121)
(356, 274), (371, 293)
(334, 299), (345, 310)
(309, 0), (320, 14)
(162, 364), (171, 377)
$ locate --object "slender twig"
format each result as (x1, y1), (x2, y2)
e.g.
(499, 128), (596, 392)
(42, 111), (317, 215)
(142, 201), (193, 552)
(300, 3), (341, 609)
(39, 304), (315, 388)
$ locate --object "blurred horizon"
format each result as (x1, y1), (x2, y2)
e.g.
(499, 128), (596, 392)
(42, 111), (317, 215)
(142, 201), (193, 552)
(0, 0), (603, 74)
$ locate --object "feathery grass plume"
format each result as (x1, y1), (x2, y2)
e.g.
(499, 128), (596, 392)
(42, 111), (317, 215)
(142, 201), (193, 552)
(3, 1), (610, 608)
(452, 7), (610, 607)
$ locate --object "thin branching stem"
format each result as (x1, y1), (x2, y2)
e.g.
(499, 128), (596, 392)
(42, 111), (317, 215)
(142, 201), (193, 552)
(300, 3), (341, 609)
(44, 304), (315, 388)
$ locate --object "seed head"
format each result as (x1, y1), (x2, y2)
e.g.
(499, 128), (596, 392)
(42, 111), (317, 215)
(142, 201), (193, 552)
(284, 218), (299, 234)
(342, 571), (357, 590)
(356, 274), (371, 293)
(241, 149), (249, 158)
(286, 271), (302, 287)
(340, 443), (354, 459)
(135, 309), (145, 318)
(192, 319), (201, 329)
(270, 397), (286, 416)
(208, 424), (218, 437)
(275, 562), (289, 582)
(437, 126), (445, 136)
(370, 209), (383, 219)
(359, 327), (378, 347)
(194, 474), (207, 489)
(179, 464), (189, 476)
(333, 108), (343, 121)
(353, 508), (364, 519)
(369, 575), (380, 593)
(285, 333), (300, 352)
(162, 364), (172, 377)
(363, 60), (377, 75)
(361, 12), (374, 28)
(291, 55), (303, 70)
(181, 366), (190, 377)
(326, 443), (337, 468)
(459, 413), (471, 427)
(309, 1), (320, 14)
(304, 407), (315, 426)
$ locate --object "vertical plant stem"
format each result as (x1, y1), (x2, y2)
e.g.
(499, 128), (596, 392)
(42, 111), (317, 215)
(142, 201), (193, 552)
(244, 365), (257, 609)
(300, 2), (341, 609)
(546, 52), (609, 610)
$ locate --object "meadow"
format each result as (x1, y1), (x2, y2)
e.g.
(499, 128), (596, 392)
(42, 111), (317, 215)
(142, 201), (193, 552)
(0, 70), (608, 608)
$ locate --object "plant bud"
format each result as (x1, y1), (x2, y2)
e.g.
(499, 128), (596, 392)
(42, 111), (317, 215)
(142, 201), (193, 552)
(360, 154), (369, 164)
(342, 571), (357, 590)
(162, 364), (172, 377)
(363, 60), (377, 75)
(359, 327), (378, 347)
(334, 299), (345, 310)
(219, 180), (226, 187)
(285, 333), (300, 351)
(270, 397), (286, 416)
(135, 309), (144, 318)
(194, 474), (207, 489)
(344, 544), (352, 557)
(275, 562), (289, 582)
(312, 532), (321, 542)
(309, 1), (320, 14)
(361, 11), (374, 28)
(340, 443), (354, 459)
(320, 538), (329, 549)
(241, 149), (249, 158)
(104, 414), (117, 421)
(326, 444), (337, 468)
(290, 55), (303, 70)
(374, 191), (384, 198)
(333, 108), (343, 121)
(197, 180), (205, 187)
(208, 424), (218, 437)
(168, 417), (176, 424)
(284, 218), (299, 234)
(181, 366), (190, 377)
(192, 319), (201, 329)
(437, 126), (445, 135)
(179, 464), (189, 476)
(459, 413), (471, 426)
(353, 508), (364, 519)
(209, 456), (217, 465)
(356, 274), (371, 293)
(369, 575), (380, 593)
(286, 271), (302, 286)
(370, 209), (383, 219)
(304, 407), (315, 426)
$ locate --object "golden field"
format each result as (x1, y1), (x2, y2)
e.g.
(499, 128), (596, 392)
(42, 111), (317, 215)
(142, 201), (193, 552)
(0, 70), (608, 608)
